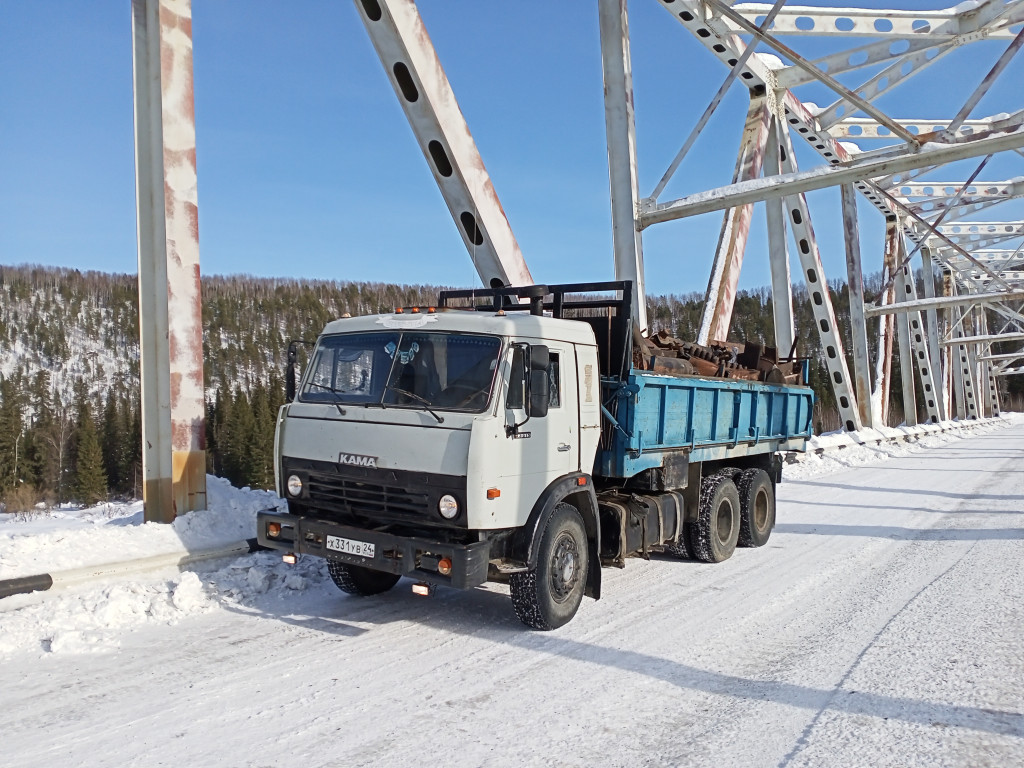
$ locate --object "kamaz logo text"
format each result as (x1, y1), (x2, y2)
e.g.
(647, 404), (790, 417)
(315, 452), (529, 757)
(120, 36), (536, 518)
(338, 452), (378, 469)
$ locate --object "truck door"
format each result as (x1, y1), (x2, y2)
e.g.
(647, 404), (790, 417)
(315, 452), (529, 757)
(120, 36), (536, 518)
(504, 343), (578, 481)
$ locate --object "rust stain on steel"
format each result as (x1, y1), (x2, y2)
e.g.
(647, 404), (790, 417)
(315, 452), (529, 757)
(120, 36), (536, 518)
(159, 0), (206, 481)
(173, 449), (208, 515)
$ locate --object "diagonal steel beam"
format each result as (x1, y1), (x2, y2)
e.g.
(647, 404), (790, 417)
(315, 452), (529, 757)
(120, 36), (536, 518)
(354, 0), (532, 289)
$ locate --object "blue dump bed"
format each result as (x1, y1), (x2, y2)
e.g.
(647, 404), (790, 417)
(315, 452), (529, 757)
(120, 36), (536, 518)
(596, 370), (814, 479)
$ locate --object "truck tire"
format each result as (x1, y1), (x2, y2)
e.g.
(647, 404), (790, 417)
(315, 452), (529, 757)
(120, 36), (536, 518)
(327, 560), (401, 596)
(690, 473), (740, 563)
(737, 468), (775, 548)
(510, 503), (588, 630)
(663, 521), (694, 559)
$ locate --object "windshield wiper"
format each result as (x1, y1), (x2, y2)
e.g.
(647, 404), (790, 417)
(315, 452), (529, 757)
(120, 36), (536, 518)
(383, 385), (444, 424)
(305, 382), (349, 417)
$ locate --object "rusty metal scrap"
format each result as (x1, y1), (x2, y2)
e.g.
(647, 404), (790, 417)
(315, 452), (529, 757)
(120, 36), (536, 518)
(637, 329), (805, 386)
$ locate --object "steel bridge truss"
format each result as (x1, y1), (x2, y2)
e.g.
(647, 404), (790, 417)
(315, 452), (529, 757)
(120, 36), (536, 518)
(134, 0), (1024, 518)
(603, 0), (1024, 429)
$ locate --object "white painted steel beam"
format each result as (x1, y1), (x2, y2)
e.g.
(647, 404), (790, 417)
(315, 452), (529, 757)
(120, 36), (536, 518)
(354, 0), (532, 290)
(920, 247), (947, 419)
(896, 261), (942, 423)
(765, 118), (794, 357)
(131, 0), (207, 523)
(864, 289), (1024, 316)
(728, 1), (1024, 39)
(940, 331), (1024, 345)
(639, 125), (1024, 227)
(599, 0), (648, 333)
(777, 128), (862, 431)
(980, 352), (1024, 361)
(841, 183), (874, 428)
(827, 118), (1015, 140)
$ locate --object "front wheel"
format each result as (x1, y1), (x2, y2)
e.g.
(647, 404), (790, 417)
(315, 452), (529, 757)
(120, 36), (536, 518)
(510, 503), (588, 630)
(327, 560), (401, 596)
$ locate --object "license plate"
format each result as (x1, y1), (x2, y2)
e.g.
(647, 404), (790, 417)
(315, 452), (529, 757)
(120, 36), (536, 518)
(325, 535), (375, 559)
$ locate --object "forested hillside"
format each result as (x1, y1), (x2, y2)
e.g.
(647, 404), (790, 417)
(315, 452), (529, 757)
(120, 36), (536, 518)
(0, 263), (923, 510)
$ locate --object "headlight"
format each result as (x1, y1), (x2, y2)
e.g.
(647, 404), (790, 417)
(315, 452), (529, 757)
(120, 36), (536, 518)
(438, 494), (459, 519)
(287, 475), (304, 497)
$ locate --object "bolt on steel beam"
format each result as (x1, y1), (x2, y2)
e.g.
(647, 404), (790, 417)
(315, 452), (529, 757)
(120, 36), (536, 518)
(131, 0), (206, 523)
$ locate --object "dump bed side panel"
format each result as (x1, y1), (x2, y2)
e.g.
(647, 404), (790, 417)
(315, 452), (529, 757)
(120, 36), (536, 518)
(596, 371), (814, 479)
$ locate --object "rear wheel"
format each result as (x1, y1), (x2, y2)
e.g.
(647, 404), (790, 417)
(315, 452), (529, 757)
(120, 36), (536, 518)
(510, 503), (588, 630)
(327, 560), (401, 596)
(690, 473), (740, 563)
(737, 468), (775, 548)
(663, 522), (694, 559)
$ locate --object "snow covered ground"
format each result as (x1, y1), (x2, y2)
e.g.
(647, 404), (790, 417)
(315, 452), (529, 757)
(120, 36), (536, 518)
(1, 417), (1022, 766)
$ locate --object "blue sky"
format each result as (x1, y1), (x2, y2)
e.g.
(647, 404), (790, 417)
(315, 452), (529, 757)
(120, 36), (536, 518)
(1, 1), (1021, 296)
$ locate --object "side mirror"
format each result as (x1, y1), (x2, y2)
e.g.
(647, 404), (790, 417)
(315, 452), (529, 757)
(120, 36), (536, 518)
(527, 344), (550, 418)
(286, 342), (299, 402)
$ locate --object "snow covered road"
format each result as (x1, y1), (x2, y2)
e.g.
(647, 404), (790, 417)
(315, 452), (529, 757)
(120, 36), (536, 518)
(2, 422), (1022, 767)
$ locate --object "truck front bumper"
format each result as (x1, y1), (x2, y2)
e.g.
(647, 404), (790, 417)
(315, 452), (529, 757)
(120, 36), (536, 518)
(257, 511), (491, 590)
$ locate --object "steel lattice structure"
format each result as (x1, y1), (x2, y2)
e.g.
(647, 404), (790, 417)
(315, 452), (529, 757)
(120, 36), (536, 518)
(598, 0), (1024, 430)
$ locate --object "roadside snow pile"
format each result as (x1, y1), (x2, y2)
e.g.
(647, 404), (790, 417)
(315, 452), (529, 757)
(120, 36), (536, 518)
(0, 552), (327, 657)
(0, 476), (283, 580)
(786, 414), (1020, 480)
(0, 478), (321, 657)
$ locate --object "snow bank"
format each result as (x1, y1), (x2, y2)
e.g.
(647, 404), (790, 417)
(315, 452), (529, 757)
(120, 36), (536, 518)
(0, 477), (320, 657)
(787, 415), (1020, 481)
(0, 476), (283, 580)
(0, 552), (326, 657)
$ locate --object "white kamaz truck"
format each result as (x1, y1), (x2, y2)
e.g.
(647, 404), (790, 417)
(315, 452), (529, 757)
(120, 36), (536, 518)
(258, 282), (813, 629)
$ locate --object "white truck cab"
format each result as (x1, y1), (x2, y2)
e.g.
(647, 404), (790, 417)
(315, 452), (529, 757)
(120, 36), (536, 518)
(276, 308), (601, 531)
(263, 297), (606, 629)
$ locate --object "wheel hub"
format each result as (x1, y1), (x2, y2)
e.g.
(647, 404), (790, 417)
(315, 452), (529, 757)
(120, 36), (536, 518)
(549, 532), (580, 603)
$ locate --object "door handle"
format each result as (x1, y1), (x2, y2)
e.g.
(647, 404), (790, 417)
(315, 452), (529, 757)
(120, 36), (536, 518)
(557, 443), (571, 452)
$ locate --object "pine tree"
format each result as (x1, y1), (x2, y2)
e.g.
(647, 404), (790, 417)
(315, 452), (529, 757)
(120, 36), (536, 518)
(74, 402), (108, 506)
(0, 377), (25, 495)
(101, 393), (122, 492)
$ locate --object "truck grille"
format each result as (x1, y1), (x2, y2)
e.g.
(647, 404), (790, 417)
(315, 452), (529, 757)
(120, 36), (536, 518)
(307, 473), (429, 516)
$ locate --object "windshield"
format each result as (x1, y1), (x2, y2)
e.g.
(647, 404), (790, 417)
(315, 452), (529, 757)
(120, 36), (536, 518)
(300, 331), (503, 413)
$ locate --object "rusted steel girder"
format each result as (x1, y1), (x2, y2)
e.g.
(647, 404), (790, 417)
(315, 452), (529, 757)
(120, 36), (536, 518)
(699, 96), (771, 346)
(132, 0), (206, 523)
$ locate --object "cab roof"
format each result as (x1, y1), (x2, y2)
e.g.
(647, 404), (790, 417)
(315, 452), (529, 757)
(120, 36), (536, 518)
(319, 309), (597, 346)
